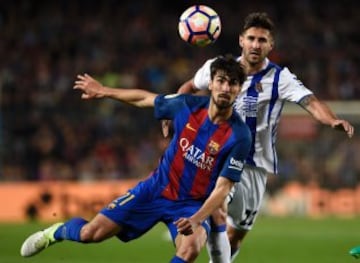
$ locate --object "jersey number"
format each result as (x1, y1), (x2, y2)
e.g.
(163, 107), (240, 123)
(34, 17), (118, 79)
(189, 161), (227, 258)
(118, 192), (135, 206)
(239, 209), (257, 227)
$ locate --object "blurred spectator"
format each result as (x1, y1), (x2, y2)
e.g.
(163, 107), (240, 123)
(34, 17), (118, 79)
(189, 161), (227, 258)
(0, 0), (359, 188)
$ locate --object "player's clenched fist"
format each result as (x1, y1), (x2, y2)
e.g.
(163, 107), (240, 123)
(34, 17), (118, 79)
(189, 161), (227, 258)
(174, 218), (199, 236)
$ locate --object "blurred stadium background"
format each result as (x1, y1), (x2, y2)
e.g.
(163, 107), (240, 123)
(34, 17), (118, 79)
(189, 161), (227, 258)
(0, 0), (359, 262)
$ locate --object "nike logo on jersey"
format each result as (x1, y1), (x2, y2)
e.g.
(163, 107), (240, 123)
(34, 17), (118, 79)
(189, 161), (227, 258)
(186, 123), (196, 132)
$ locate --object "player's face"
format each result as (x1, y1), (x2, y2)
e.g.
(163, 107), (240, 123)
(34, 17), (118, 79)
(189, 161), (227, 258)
(239, 27), (273, 67)
(209, 71), (241, 109)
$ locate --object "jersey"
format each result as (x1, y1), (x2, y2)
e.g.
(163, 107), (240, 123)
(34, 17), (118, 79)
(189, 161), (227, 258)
(193, 57), (313, 174)
(100, 94), (251, 242)
(153, 94), (252, 201)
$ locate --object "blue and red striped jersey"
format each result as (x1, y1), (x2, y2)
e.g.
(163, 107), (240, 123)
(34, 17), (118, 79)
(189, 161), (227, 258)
(149, 94), (251, 201)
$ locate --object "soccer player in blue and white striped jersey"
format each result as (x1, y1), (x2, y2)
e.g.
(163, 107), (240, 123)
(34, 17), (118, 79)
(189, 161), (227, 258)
(173, 12), (354, 263)
(20, 56), (252, 263)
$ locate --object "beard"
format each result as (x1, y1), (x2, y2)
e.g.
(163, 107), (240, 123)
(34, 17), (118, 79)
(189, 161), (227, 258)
(245, 51), (266, 66)
(212, 95), (234, 110)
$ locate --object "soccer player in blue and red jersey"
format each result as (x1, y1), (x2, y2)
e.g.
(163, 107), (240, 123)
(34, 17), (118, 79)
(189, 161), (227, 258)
(20, 56), (252, 263)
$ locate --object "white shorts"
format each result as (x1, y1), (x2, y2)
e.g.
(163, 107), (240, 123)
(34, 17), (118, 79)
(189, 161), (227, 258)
(227, 165), (268, 231)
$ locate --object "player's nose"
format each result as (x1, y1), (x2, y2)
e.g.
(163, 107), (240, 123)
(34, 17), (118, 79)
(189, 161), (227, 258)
(221, 82), (231, 92)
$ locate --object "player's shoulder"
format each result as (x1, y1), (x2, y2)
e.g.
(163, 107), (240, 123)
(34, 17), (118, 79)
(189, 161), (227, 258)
(201, 57), (217, 69)
(230, 113), (252, 141)
(265, 61), (301, 85)
(269, 62), (297, 80)
(178, 94), (209, 110)
(155, 94), (209, 120)
(278, 66), (294, 76)
(159, 93), (208, 104)
(277, 66), (307, 88)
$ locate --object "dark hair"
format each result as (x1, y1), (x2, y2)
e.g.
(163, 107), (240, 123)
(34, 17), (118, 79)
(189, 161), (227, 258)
(242, 12), (275, 37)
(210, 55), (246, 85)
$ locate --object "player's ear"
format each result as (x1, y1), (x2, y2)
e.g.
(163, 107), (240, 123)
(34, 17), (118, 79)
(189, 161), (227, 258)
(239, 34), (244, 48)
(208, 80), (213, 91)
(269, 37), (275, 50)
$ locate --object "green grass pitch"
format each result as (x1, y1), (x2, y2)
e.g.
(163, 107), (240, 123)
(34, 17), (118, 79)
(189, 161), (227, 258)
(2, 216), (359, 263)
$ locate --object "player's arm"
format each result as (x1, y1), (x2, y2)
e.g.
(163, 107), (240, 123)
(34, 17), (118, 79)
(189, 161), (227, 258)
(175, 129), (251, 235)
(175, 177), (234, 235)
(299, 94), (354, 138)
(178, 78), (197, 94)
(73, 73), (156, 107)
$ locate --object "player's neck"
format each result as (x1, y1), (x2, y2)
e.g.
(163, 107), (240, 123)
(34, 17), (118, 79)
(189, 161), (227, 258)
(241, 57), (267, 75)
(208, 105), (232, 124)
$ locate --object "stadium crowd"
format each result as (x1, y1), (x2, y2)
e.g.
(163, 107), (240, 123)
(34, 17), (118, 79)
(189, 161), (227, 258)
(1, 0), (359, 190)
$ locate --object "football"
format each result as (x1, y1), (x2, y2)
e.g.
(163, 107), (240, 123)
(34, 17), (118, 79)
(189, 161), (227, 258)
(178, 5), (221, 47)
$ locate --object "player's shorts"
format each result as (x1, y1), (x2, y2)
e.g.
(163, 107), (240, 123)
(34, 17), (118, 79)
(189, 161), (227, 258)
(100, 180), (211, 242)
(226, 165), (268, 231)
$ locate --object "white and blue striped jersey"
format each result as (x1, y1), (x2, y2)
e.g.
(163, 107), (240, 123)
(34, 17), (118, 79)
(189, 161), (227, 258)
(193, 57), (313, 175)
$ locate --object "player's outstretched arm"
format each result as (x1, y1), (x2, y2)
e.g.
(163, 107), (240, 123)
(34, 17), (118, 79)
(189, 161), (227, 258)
(73, 73), (157, 108)
(299, 94), (354, 138)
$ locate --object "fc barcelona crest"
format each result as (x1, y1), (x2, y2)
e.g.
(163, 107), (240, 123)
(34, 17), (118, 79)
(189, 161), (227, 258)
(207, 140), (220, 155)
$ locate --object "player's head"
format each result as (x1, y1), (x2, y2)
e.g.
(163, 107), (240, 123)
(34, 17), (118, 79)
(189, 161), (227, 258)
(239, 12), (275, 66)
(208, 55), (245, 109)
(242, 12), (275, 37)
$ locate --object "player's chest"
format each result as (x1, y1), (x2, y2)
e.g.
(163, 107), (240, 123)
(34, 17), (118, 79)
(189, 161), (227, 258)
(179, 117), (232, 158)
(241, 75), (276, 95)
(236, 77), (280, 117)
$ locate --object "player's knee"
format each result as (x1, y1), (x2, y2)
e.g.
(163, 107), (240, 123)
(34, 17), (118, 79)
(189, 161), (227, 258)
(177, 245), (201, 262)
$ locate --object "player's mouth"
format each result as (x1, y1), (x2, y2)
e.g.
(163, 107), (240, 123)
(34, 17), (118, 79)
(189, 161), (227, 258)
(217, 94), (232, 104)
(218, 94), (230, 100)
(249, 51), (260, 58)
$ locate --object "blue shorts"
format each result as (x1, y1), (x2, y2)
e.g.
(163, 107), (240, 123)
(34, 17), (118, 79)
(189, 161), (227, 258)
(100, 180), (211, 242)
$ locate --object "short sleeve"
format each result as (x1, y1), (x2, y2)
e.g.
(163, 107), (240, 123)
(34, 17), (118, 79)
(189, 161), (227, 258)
(219, 128), (252, 182)
(278, 67), (313, 103)
(154, 94), (185, 120)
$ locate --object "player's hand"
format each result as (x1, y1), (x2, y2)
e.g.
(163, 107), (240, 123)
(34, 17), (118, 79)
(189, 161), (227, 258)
(331, 119), (354, 138)
(161, 120), (172, 138)
(73, 73), (105, 99)
(174, 217), (199, 236)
